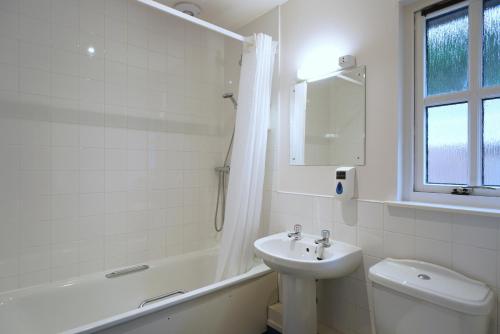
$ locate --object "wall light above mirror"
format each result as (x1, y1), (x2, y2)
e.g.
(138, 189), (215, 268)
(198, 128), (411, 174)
(290, 65), (366, 166)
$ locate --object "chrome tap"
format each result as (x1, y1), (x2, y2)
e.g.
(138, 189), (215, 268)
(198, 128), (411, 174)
(315, 230), (331, 247)
(287, 224), (303, 240)
(315, 230), (331, 260)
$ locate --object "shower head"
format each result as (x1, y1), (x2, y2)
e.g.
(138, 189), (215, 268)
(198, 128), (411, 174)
(223, 92), (237, 109)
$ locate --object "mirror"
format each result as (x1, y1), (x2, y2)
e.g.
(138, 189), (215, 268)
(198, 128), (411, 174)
(289, 66), (366, 166)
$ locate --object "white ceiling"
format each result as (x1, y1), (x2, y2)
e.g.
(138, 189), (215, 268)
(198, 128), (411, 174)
(157, 0), (287, 30)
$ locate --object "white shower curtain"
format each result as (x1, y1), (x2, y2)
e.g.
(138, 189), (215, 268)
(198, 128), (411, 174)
(215, 33), (276, 281)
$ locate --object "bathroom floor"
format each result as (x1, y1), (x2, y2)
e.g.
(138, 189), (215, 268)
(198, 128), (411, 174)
(263, 326), (342, 334)
(263, 327), (281, 334)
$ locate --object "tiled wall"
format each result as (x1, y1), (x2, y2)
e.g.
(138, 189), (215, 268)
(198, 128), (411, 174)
(270, 191), (500, 334)
(0, 0), (229, 292)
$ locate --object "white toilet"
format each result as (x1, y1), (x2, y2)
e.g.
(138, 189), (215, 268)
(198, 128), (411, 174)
(369, 259), (494, 334)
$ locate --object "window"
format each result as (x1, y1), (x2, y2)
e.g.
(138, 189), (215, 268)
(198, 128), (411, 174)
(414, 0), (500, 197)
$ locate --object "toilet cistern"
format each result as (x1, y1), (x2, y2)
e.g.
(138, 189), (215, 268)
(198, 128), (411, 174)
(369, 258), (494, 334)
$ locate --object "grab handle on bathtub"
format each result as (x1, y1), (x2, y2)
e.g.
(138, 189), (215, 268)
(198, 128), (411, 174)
(105, 264), (149, 278)
(138, 290), (186, 308)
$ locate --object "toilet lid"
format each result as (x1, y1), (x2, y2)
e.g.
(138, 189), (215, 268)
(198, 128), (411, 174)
(368, 258), (494, 315)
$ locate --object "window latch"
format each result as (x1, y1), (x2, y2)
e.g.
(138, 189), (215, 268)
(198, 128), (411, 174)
(451, 186), (496, 195)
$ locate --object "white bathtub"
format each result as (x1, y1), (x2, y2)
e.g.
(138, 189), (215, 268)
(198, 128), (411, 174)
(0, 248), (277, 334)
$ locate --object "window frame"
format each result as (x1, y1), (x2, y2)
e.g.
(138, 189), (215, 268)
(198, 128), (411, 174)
(413, 0), (500, 199)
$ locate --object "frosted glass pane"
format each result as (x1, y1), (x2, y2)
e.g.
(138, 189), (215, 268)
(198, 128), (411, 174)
(483, 98), (500, 186)
(426, 8), (469, 96)
(426, 103), (468, 185)
(483, 0), (500, 87)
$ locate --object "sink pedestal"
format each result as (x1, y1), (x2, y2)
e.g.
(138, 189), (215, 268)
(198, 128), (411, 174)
(254, 233), (362, 334)
(281, 274), (317, 334)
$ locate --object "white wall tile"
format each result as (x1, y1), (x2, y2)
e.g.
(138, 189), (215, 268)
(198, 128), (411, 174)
(383, 205), (415, 235)
(52, 49), (80, 76)
(105, 41), (127, 63)
(19, 246), (50, 274)
(19, 270), (50, 288)
(51, 243), (79, 267)
(52, 25), (79, 53)
(80, 148), (105, 170)
(415, 237), (452, 267)
(21, 221), (51, 248)
(0, 0), (18, 14)
(105, 149), (127, 170)
(52, 219), (79, 244)
(80, 125), (104, 148)
(79, 171), (104, 194)
(79, 20), (104, 47)
(383, 231), (415, 259)
(358, 227), (383, 258)
(334, 222), (357, 245)
(127, 24), (149, 49)
(0, 11), (18, 38)
(415, 209), (452, 241)
(127, 45), (148, 69)
(51, 194), (78, 220)
(452, 243), (497, 288)
(275, 192), (313, 218)
(0, 64), (17, 92)
(334, 199), (357, 226)
(51, 123), (79, 147)
(127, 150), (148, 170)
(19, 16), (50, 44)
(358, 201), (383, 230)
(52, 264), (79, 282)
(19, 0), (51, 21)
(0, 0), (226, 292)
(19, 42), (51, 71)
(52, 0), (79, 27)
(105, 61), (127, 85)
(20, 68), (50, 95)
(0, 276), (18, 292)
(80, 193), (105, 217)
(452, 214), (498, 250)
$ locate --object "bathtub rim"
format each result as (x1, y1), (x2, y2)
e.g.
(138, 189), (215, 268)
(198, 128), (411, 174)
(60, 253), (272, 333)
(0, 247), (220, 300)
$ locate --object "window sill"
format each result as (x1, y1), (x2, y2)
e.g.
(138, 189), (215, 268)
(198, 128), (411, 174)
(386, 200), (500, 218)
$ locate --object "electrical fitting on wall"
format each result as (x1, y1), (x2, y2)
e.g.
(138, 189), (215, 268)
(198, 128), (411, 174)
(334, 167), (356, 200)
(297, 52), (357, 82)
(338, 55), (356, 68)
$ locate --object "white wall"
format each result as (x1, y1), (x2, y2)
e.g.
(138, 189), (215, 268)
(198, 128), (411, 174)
(277, 0), (400, 200)
(0, 0), (228, 292)
(258, 0), (500, 333)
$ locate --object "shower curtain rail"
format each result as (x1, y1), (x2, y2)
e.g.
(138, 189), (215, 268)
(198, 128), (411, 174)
(136, 0), (246, 42)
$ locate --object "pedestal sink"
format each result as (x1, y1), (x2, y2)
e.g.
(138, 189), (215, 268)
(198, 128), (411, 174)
(254, 232), (362, 334)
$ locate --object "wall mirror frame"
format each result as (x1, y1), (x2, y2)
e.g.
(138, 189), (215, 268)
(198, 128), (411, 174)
(289, 65), (366, 166)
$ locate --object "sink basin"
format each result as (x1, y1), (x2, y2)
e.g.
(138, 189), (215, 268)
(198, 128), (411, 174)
(254, 232), (362, 334)
(254, 232), (362, 279)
